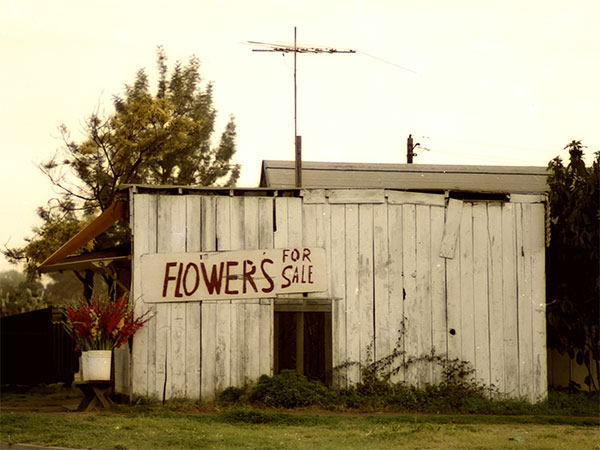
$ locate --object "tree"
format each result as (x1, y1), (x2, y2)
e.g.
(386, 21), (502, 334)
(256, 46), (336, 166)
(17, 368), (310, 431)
(546, 140), (600, 390)
(43, 271), (87, 306)
(4, 47), (240, 281)
(0, 270), (47, 317)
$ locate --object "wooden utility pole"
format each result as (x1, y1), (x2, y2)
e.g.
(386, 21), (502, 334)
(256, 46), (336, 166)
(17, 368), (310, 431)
(249, 28), (356, 187)
(407, 134), (420, 164)
(293, 27), (301, 188)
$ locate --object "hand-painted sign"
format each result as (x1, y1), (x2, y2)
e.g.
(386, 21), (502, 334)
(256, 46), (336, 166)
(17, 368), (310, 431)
(140, 247), (326, 302)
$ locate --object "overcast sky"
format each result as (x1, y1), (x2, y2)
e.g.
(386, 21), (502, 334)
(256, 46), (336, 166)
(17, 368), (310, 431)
(1, 0), (598, 273)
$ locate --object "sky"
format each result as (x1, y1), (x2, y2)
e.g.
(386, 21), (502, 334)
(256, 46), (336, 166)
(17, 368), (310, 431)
(1, 0), (599, 273)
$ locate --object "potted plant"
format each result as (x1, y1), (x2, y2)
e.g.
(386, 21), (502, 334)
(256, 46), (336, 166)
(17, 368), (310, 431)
(64, 295), (152, 381)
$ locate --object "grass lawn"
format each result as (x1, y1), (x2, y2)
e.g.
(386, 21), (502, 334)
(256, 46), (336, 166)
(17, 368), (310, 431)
(1, 384), (598, 450)
(1, 408), (599, 450)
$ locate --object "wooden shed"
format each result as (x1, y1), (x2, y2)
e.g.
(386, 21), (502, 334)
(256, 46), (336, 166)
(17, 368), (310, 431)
(41, 161), (549, 402)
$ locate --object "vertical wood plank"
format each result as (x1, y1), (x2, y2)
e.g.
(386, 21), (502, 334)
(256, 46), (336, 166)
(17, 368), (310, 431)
(472, 202), (490, 387)
(200, 196), (217, 400)
(445, 203), (462, 364)
(154, 196), (183, 399)
(459, 203), (475, 367)
(153, 196), (170, 399)
(315, 201), (332, 380)
(530, 203), (547, 401)
(229, 196), (245, 388)
(358, 204), (375, 370)
(439, 199), (464, 259)
(301, 200), (319, 379)
(113, 346), (130, 395)
(274, 197), (289, 248)
(415, 204), (432, 385)
(387, 204), (405, 383)
(273, 197), (289, 379)
(373, 203), (390, 367)
(132, 194), (157, 398)
(430, 205), (446, 383)
(345, 204), (361, 384)
(258, 197), (275, 249)
(243, 196), (261, 384)
(330, 203), (347, 386)
(402, 204), (418, 386)
(184, 196), (202, 399)
(286, 197), (303, 247)
(257, 197), (274, 377)
(516, 203), (533, 400)
(302, 203), (318, 248)
(487, 203), (505, 392)
(168, 195), (187, 399)
(215, 196), (232, 393)
(501, 203), (519, 397)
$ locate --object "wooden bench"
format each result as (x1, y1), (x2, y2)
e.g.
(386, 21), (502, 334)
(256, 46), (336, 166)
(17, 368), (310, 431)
(75, 381), (112, 411)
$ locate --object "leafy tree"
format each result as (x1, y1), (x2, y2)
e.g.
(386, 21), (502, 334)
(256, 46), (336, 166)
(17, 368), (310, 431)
(0, 271), (47, 317)
(546, 140), (600, 390)
(4, 47), (240, 282)
(43, 272), (86, 306)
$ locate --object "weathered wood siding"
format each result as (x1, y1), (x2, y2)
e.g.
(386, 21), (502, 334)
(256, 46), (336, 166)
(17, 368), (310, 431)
(129, 190), (546, 402)
(131, 194), (274, 401)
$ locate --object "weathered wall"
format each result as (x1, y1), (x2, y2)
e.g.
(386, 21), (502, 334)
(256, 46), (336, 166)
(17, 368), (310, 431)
(128, 189), (547, 401)
(130, 194), (274, 401)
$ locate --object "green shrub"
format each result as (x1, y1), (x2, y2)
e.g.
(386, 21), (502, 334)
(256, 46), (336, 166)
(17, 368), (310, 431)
(546, 389), (600, 416)
(216, 386), (247, 407)
(249, 370), (335, 408)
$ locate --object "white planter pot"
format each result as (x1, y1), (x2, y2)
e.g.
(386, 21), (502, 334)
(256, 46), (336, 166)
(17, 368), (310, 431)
(81, 350), (112, 381)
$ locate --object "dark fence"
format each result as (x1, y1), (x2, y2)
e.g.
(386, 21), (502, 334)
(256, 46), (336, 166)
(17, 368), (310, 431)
(1, 307), (77, 385)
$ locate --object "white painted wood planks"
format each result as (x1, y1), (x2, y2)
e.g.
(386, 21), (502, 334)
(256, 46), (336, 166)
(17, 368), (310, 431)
(128, 189), (547, 402)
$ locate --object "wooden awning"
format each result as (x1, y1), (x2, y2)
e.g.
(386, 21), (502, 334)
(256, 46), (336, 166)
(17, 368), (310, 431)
(38, 200), (128, 273)
(38, 243), (131, 274)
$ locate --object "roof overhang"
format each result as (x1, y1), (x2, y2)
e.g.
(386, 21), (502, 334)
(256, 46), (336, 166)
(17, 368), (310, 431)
(38, 200), (128, 274)
(38, 244), (131, 274)
(260, 160), (549, 194)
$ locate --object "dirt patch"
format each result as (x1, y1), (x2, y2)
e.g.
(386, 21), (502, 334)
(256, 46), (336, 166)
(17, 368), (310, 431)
(0, 396), (83, 414)
(0, 385), (85, 415)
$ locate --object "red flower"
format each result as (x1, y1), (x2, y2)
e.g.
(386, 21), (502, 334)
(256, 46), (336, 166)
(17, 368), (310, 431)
(63, 295), (152, 351)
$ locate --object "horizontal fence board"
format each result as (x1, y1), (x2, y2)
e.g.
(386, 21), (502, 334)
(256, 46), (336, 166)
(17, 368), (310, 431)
(301, 189), (326, 204)
(327, 189), (386, 204)
(386, 191), (446, 206)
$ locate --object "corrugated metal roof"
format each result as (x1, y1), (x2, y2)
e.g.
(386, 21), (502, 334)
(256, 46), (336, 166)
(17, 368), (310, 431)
(260, 160), (548, 193)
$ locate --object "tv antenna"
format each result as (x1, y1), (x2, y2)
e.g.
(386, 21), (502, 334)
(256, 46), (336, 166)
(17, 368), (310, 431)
(248, 27), (356, 187)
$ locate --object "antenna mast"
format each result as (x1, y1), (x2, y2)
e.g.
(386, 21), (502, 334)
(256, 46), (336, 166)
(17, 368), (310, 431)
(249, 27), (356, 187)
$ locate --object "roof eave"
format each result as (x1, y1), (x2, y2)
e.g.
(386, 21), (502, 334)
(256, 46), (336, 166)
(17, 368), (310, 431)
(38, 200), (127, 272)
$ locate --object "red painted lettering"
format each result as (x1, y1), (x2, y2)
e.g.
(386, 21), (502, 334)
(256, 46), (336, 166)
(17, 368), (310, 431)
(200, 262), (225, 295)
(300, 265), (308, 283)
(291, 248), (300, 261)
(242, 260), (258, 294)
(291, 266), (299, 284)
(281, 265), (292, 289)
(174, 263), (184, 297)
(282, 248), (290, 262)
(261, 258), (275, 293)
(302, 248), (312, 262)
(225, 261), (239, 295)
(162, 262), (178, 297)
(308, 265), (313, 284)
(183, 263), (200, 296)
(175, 263), (183, 297)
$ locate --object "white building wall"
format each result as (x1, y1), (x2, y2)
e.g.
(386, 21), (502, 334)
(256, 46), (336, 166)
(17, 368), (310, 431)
(127, 189), (547, 402)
